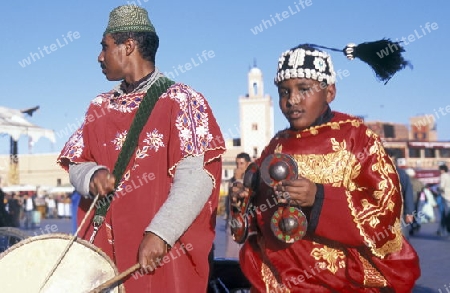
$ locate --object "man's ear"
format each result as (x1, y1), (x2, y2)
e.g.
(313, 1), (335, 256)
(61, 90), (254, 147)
(326, 83), (336, 104)
(123, 38), (136, 56)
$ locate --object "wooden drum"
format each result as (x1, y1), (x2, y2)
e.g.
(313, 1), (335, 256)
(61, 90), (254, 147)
(0, 233), (124, 293)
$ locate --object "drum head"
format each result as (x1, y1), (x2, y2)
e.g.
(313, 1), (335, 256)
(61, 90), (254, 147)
(0, 233), (124, 293)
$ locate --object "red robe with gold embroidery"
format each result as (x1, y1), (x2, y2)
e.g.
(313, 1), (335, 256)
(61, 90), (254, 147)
(239, 112), (420, 293)
(58, 83), (225, 292)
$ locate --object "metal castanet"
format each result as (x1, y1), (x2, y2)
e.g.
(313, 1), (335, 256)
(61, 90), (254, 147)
(229, 162), (260, 244)
(260, 153), (308, 243)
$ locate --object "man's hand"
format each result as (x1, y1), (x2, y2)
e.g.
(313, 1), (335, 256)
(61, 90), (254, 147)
(275, 178), (317, 207)
(89, 169), (116, 198)
(229, 181), (250, 211)
(405, 214), (414, 224)
(138, 232), (168, 271)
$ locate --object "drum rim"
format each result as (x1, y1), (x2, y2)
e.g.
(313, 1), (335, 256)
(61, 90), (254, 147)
(0, 232), (125, 292)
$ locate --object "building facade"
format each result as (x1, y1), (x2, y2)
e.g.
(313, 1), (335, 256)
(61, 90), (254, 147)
(0, 153), (69, 188)
(366, 115), (449, 183)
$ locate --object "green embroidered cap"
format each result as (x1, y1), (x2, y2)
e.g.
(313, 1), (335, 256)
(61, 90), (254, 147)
(104, 5), (156, 35)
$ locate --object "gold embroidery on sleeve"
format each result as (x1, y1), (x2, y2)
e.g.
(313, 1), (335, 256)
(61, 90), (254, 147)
(261, 262), (291, 293)
(273, 121), (400, 259)
(311, 245), (346, 274)
(293, 139), (359, 190)
(291, 127), (402, 258)
(330, 122), (340, 129)
(358, 253), (387, 287)
(351, 120), (362, 127)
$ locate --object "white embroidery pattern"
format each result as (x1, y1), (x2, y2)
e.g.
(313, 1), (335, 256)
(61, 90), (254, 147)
(163, 85), (212, 156)
(112, 130), (128, 151)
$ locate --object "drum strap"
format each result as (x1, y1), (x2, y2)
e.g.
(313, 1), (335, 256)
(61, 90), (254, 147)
(91, 76), (175, 234)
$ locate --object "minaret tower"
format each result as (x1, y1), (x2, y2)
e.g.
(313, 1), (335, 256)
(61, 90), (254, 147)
(239, 62), (274, 159)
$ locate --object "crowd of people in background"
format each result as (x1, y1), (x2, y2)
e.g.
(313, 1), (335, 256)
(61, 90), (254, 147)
(0, 163), (449, 237)
(0, 189), (75, 229)
(437, 164), (450, 236)
(404, 164), (450, 237)
(1, 163), (449, 237)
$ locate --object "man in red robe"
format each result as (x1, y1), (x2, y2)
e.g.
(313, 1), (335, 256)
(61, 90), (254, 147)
(57, 5), (225, 292)
(233, 43), (420, 292)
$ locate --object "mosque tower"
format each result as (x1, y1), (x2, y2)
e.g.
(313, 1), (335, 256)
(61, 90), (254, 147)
(239, 64), (274, 159)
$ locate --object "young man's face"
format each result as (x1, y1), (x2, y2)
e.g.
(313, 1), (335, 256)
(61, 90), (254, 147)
(98, 34), (127, 81)
(278, 78), (336, 131)
(235, 158), (250, 171)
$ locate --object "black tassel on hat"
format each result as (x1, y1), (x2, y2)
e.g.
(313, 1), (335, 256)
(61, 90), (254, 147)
(308, 39), (412, 84)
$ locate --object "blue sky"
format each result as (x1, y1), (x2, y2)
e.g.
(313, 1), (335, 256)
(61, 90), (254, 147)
(0, 0), (448, 155)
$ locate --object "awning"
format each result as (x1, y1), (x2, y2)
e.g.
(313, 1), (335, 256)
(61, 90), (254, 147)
(1, 184), (37, 193)
(1, 185), (75, 194)
(0, 106), (55, 144)
(48, 186), (75, 194)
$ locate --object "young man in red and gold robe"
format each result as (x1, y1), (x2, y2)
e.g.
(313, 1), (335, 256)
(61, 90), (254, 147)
(58, 5), (225, 292)
(233, 43), (420, 292)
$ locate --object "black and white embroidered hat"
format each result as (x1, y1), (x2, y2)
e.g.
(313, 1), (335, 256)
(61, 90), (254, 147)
(275, 45), (336, 85)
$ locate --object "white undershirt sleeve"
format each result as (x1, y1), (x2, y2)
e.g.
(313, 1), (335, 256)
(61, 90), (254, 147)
(145, 154), (213, 247)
